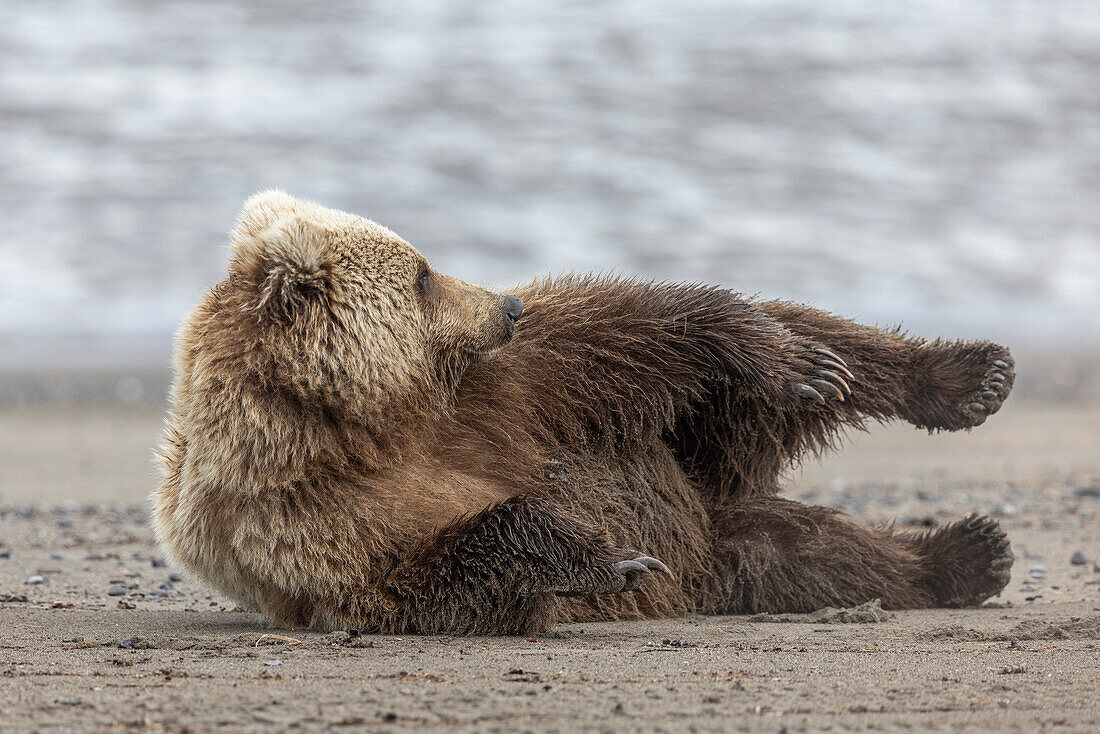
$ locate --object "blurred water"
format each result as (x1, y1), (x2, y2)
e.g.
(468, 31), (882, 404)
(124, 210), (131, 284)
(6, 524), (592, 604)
(2, 0), (1099, 368)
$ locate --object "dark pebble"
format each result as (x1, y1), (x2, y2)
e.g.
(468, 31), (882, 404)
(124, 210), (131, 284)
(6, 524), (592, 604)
(118, 638), (134, 649)
(149, 589), (171, 598)
(107, 586), (127, 596)
(0, 549), (10, 559)
(63, 636), (84, 643)
(1070, 551), (1087, 565)
(168, 573), (182, 583)
(158, 581), (174, 590)
(151, 557), (166, 568)
(1075, 485), (1100, 498)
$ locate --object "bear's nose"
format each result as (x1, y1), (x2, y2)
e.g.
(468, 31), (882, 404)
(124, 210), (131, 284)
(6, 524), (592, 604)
(502, 294), (524, 324)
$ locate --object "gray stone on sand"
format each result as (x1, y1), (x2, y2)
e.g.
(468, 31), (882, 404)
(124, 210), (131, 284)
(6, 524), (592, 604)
(107, 586), (127, 596)
(1070, 551), (1087, 565)
(24, 575), (47, 585)
(1028, 564), (1047, 579)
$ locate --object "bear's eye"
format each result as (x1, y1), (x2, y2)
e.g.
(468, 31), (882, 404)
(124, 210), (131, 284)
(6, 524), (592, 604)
(417, 268), (431, 291)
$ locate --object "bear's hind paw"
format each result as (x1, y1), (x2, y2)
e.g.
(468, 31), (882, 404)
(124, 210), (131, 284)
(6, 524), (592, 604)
(920, 514), (1013, 607)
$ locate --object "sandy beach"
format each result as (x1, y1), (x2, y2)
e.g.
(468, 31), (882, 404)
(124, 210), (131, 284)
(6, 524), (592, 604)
(1, 389), (1098, 732)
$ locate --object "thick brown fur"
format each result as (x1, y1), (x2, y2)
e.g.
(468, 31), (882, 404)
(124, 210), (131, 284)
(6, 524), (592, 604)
(152, 192), (1015, 635)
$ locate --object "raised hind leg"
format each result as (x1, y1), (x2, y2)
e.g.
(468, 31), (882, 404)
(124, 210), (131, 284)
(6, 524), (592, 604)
(757, 300), (1014, 431)
(707, 498), (1012, 613)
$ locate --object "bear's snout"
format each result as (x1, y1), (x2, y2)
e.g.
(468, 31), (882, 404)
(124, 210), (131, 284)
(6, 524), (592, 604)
(502, 295), (524, 325)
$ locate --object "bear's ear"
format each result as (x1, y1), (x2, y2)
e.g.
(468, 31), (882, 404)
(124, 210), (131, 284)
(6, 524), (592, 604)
(231, 191), (333, 324)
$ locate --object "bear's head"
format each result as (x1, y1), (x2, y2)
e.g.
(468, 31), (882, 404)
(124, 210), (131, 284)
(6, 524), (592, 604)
(175, 191), (523, 472)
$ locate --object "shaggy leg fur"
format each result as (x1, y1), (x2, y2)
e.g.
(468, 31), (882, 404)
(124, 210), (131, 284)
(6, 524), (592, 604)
(758, 300), (1014, 431)
(378, 496), (671, 634)
(708, 499), (1011, 613)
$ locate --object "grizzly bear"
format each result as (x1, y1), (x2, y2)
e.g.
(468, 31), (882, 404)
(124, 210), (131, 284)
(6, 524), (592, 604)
(152, 191), (1015, 634)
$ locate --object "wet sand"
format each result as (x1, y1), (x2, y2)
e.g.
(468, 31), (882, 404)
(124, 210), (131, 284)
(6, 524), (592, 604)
(1, 402), (1098, 732)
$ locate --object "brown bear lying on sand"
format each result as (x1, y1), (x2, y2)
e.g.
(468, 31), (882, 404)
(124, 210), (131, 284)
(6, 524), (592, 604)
(152, 192), (1015, 634)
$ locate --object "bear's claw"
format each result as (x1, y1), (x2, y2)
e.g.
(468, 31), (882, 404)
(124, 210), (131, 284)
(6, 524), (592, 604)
(795, 346), (854, 405)
(557, 551), (673, 596)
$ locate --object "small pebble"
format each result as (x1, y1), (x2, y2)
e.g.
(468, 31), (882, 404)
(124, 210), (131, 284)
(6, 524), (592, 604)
(1020, 584), (1037, 592)
(50, 553), (65, 561)
(63, 636), (84, 643)
(158, 581), (174, 590)
(151, 557), (166, 569)
(1070, 551), (1087, 566)
(0, 549), (10, 559)
(107, 586), (127, 596)
(118, 638), (134, 649)
(1028, 564), (1047, 580)
(148, 589), (171, 598)
(25, 575), (47, 585)
(1094, 562), (1100, 573)
(168, 573), (182, 583)
(263, 659), (283, 666)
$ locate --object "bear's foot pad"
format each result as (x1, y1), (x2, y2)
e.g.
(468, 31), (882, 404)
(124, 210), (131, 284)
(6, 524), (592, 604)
(959, 354), (1014, 427)
(923, 514), (1013, 607)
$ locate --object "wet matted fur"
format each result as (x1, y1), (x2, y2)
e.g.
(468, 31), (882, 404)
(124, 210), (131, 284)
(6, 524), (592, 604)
(152, 191), (1015, 635)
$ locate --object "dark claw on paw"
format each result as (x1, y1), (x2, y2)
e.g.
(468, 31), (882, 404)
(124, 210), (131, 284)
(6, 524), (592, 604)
(966, 514), (989, 530)
(613, 559), (649, 575)
(980, 391), (998, 400)
(966, 402), (987, 414)
(811, 347), (847, 367)
(631, 555), (674, 580)
(796, 383), (826, 404)
(809, 378), (845, 402)
(817, 358), (854, 380)
(816, 370), (851, 396)
(989, 372), (1006, 382)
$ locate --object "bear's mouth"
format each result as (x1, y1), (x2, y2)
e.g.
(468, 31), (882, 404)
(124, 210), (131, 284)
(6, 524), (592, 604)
(460, 345), (504, 361)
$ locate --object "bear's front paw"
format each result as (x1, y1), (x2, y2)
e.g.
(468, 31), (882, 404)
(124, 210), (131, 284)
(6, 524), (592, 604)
(792, 346), (853, 405)
(552, 550), (674, 597)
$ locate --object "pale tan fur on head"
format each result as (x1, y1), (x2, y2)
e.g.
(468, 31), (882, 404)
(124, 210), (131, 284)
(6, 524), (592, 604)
(168, 191), (518, 486)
